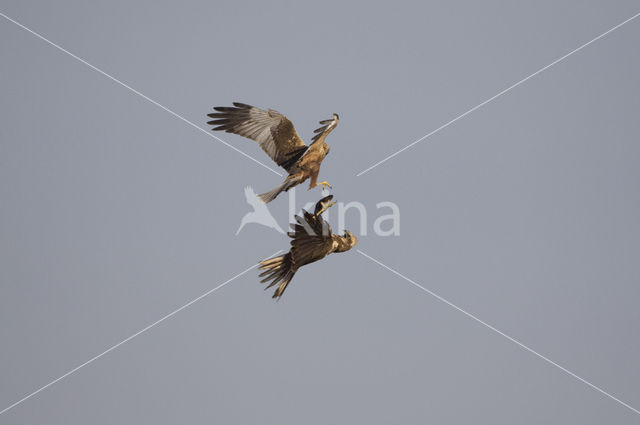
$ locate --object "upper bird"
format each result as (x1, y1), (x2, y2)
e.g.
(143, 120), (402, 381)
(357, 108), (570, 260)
(207, 102), (339, 202)
(258, 195), (358, 299)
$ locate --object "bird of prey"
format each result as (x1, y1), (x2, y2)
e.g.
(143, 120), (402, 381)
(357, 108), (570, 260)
(258, 195), (358, 299)
(236, 186), (285, 235)
(207, 102), (339, 203)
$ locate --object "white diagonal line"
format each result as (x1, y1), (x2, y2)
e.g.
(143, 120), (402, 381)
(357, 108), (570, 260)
(0, 12), (283, 177)
(356, 11), (640, 177)
(0, 250), (282, 416)
(357, 249), (640, 416)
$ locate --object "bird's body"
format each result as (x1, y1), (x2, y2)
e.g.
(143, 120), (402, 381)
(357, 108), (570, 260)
(258, 195), (357, 299)
(207, 103), (339, 202)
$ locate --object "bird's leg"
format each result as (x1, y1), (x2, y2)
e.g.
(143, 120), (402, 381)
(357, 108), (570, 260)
(308, 169), (330, 190)
(315, 200), (337, 216)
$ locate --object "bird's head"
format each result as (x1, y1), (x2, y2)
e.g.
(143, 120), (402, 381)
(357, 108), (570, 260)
(343, 230), (358, 248)
(335, 230), (357, 252)
(333, 113), (340, 120)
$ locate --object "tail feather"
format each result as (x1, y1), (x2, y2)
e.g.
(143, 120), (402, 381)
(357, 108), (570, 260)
(259, 175), (302, 203)
(258, 253), (296, 299)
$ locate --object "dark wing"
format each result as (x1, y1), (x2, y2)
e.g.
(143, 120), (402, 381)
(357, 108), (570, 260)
(207, 102), (308, 171)
(258, 197), (334, 299)
(314, 195), (334, 216)
(311, 113), (339, 144)
(287, 205), (334, 268)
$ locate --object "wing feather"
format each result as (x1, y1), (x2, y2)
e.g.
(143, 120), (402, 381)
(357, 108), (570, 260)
(289, 198), (335, 268)
(311, 113), (339, 144)
(207, 102), (308, 171)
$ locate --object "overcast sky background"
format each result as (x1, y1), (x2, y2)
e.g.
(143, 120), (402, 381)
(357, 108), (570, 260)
(1, 1), (639, 424)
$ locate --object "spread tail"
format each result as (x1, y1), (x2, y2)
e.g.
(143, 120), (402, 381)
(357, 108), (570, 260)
(259, 175), (302, 203)
(258, 253), (296, 299)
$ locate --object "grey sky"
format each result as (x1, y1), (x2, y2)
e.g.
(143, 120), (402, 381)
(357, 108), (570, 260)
(1, 1), (639, 424)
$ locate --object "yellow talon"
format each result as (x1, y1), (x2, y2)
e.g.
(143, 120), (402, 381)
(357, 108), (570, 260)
(318, 181), (332, 190)
(316, 201), (336, 216)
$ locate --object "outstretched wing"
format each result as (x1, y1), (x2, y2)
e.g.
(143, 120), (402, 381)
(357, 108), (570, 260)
(207, 103), (308, 171)
(288, 200), (335, 268)
(310, 113), (339, 145)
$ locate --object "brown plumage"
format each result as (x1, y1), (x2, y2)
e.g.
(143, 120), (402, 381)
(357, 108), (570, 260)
(207, 102), (339, 202)
(258, 195), (358, 299)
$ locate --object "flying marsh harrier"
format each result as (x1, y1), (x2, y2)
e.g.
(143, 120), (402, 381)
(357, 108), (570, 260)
(207, 102), (339, 203)
(258, 195), (358, 299)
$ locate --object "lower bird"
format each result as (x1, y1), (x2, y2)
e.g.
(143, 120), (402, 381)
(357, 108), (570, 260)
(258, 195), (358, 299)
(207, 102), (339, 203)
